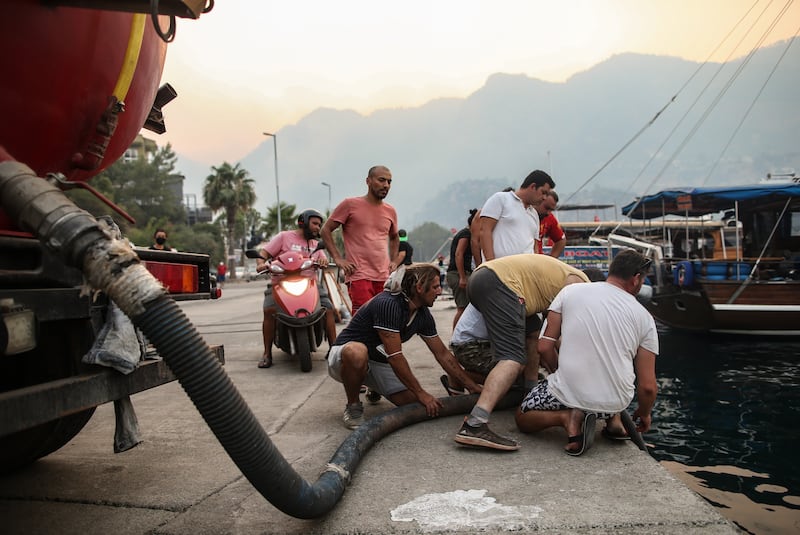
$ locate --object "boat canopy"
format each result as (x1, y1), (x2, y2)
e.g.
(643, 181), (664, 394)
(621, 183), (800, 219)
(558, 203), (616, 211)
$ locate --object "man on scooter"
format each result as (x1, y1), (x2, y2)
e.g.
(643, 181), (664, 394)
(255, 209), (338, 369)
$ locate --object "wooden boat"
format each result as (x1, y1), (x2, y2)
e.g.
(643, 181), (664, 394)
(616, 181), (800, 336)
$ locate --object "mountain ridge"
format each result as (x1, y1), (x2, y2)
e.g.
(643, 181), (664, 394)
(177, 42), (799, 229)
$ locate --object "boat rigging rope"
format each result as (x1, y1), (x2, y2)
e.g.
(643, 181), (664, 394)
(605, 0), (793, 237)
(563, 0), (762, 215)
(727, 196), (792, 304)
(702, 16), (800, 185)
(635, 0), (792, 196)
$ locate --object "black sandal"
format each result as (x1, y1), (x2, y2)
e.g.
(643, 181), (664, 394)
(565, 412), (597, 456)
(258, 354), (273, 368)
(440, 374), (465, 396)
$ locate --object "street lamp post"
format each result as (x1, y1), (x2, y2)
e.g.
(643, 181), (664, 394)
(263, 132), (281, 231)
(320, 181), (331, 215)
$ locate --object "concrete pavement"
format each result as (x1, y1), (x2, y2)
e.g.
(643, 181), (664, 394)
(0, 282), (740, 533)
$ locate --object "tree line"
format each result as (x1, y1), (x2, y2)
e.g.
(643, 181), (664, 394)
(66, 144), (291, 277)
(68, 142), (455, 277)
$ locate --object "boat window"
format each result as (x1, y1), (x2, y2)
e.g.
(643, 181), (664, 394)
(722, 232), (739, 247)
(791, 212), (800, 237)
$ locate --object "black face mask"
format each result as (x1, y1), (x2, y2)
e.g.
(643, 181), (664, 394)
(156, 237), (167, 245)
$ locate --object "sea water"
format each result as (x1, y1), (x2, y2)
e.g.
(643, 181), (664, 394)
(650, 326), (800, 534)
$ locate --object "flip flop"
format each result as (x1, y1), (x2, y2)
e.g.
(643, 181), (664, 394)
(440, 374), (465, 396)
(257, 354), (273, 368)
(601, 427), (631, 441)
(565, 412), (597, 456)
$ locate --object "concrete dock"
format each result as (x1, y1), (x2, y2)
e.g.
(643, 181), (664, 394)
(0, 283), (741, 534)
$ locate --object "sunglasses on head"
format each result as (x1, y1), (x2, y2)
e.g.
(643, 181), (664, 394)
(638, 258), (652, 274)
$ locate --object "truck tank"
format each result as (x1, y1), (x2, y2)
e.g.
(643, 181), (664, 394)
(0, 1), (217, 472)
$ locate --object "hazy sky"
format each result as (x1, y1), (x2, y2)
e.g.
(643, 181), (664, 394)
(147, 0), (798, 165)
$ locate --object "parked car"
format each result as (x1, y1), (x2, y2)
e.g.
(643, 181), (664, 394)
(234, 266), (258, 281)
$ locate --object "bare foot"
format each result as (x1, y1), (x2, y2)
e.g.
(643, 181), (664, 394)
(603, 413), (628, 439)
(565, 408), (584, 439)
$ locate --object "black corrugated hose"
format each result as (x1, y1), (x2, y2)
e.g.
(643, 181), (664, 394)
(0, 159), (523, 519)
(3, 158), (650, 513)
(136, 296), (524, 517)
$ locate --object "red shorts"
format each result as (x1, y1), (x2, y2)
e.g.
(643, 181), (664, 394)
(347, 279), (385, 312)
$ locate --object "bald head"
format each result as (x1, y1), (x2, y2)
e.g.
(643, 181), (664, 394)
(368, 165), (391, 179)
(366, 165), (392, 201)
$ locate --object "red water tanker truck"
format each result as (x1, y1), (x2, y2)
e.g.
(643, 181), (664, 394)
(0, 1), (220, 472)
(0, 2), (558, 519)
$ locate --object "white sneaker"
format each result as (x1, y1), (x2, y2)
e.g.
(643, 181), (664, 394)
(342, 402), (364, 429)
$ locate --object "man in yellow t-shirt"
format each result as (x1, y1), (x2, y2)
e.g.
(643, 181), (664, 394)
(453, 254), (589, 451)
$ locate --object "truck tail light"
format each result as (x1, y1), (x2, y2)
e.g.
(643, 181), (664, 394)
(143, 261), (199, 294)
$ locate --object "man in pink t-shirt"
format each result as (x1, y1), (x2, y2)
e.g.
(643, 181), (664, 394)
(321, 165), (399, 313)
(255, 209), (337, 369)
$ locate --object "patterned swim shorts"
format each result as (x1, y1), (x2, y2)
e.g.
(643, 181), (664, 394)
(519, 379), (567, 413)
(520, 379), (614, 419)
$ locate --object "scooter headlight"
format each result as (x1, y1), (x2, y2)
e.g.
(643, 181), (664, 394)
(282, 279), (310, 296)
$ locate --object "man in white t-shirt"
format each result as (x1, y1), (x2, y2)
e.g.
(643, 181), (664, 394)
(463, 171), (554, 396)
(478, 170), (554, 262)
(515, 249), (659, 456)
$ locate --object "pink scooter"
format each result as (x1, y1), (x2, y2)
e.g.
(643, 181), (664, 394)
(247, 244), (327, 372)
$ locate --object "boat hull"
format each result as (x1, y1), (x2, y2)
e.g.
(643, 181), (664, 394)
(648, 280), (800, 336)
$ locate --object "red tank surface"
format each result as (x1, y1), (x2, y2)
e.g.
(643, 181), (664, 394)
(0, 1), (167, 230)
(0, 1), (222, 478)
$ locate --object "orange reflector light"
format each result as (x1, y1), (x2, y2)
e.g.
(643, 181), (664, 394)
(144, 261), (199, 293)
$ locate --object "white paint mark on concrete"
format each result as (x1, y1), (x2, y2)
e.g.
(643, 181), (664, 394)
(390, 489), (542, 532)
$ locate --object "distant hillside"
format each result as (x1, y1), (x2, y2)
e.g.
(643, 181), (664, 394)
(179, 41), (800, 230)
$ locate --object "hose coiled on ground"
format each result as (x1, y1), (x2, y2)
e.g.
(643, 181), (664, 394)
(0, 158), (523, 518)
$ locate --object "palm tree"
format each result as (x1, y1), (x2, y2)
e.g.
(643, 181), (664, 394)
(203, 162), (256, 279)
(262, 201), (297, 238)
